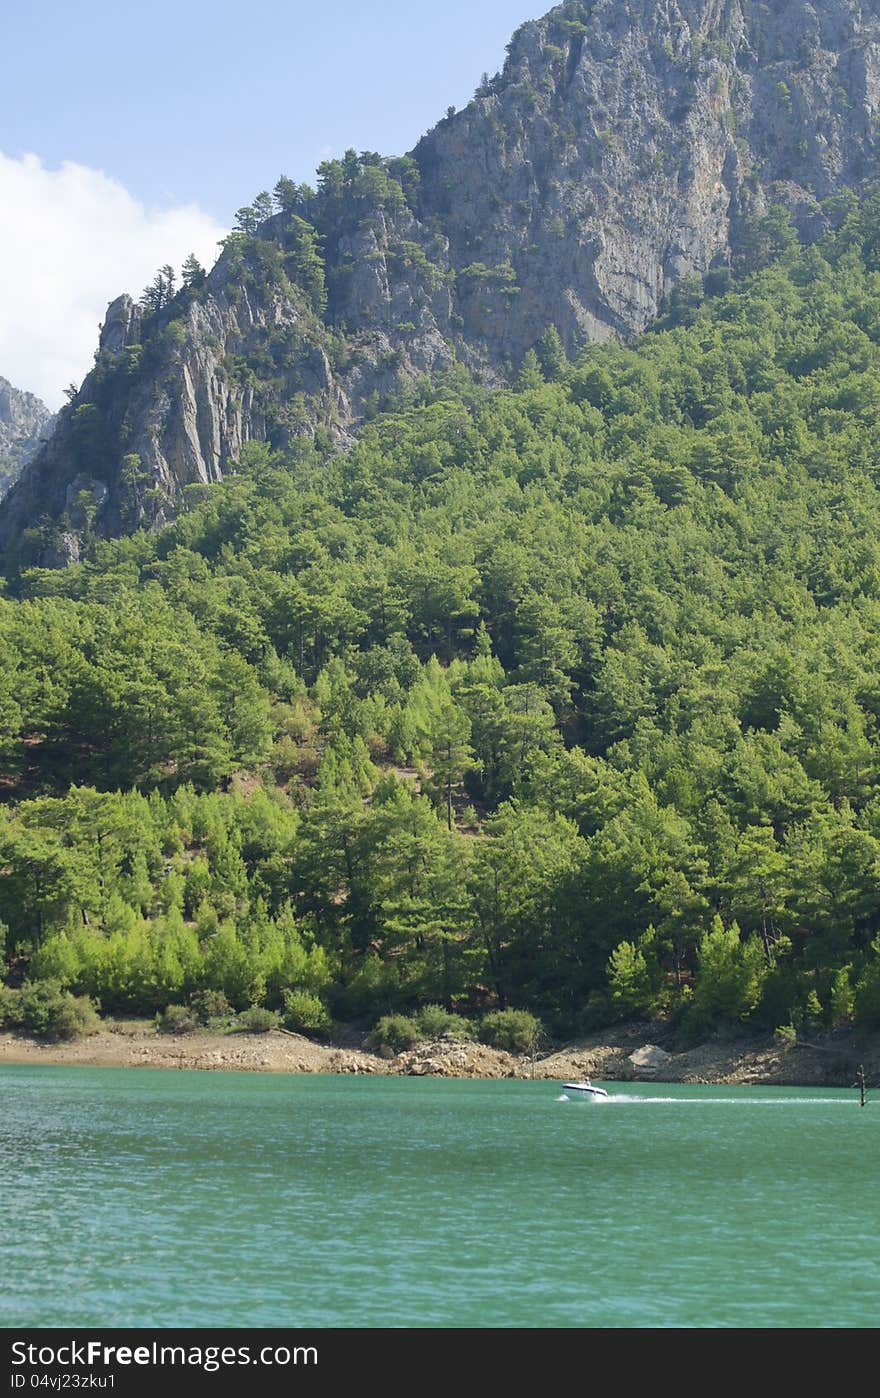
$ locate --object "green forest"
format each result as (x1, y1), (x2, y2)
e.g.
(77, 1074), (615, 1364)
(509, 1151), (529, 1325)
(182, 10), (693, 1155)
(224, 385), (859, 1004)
(5, 190), (880, 1046)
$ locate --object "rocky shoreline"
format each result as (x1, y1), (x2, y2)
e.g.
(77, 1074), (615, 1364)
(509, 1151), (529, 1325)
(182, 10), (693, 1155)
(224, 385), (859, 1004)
(2, 1020), (877, 1089)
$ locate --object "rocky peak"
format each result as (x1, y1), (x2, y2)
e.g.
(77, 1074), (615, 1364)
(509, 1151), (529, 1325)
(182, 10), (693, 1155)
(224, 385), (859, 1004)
(99, 295), (142, 355)
(0, 377), (55, 500)
(5, 0), (880, 565)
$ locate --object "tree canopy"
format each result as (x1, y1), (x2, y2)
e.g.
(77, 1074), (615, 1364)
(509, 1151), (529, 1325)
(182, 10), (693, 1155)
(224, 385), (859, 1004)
(7, 196), (880, 1037)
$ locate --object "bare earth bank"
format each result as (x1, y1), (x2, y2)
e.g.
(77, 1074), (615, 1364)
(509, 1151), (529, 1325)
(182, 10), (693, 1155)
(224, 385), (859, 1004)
(1, 1021), (877, 1088)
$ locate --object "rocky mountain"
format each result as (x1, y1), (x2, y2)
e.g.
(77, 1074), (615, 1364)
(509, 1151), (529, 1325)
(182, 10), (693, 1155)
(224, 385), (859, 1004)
(0, 378), (54, 500)
(5, 0), (880, 565)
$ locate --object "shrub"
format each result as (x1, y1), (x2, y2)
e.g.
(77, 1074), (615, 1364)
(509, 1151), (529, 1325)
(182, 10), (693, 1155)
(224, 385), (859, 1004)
(829, 967), (855, 1026)
(855, 946), (880, 1027)
(607, 929), (661, 1018)
(15, 981), (99, 1042)
(0, 985), (23, 1028)
(774, 1023), (798, 1048)
(416, 1005), (474, 1041)
(191, 989), (234, 1025)
(282, 989), (331, 1035)
(480, 1009), (543, 1053)
(580, 989), (614, 1033)
(235, 1006), (281, 1033)
(687, 920), (767, 1030)
(156, 1004), (199, 1035)
(802, 989), (823, 1031)
(338, 951), (399, 1019)
(369, 1013), (421, 1053)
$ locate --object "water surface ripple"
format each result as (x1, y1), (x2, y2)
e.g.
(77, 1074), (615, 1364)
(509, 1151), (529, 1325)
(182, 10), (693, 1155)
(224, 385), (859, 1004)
(2, 1068), (876, 1327)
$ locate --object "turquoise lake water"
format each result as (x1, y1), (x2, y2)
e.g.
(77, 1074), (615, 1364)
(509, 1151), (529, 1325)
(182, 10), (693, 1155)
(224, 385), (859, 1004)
(1, 1066), (877, 1328)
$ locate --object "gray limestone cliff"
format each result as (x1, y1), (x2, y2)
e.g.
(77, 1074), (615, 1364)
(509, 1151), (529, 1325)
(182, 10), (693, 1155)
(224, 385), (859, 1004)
(0, 378), (54, 500)
(6, 0), (880, 564)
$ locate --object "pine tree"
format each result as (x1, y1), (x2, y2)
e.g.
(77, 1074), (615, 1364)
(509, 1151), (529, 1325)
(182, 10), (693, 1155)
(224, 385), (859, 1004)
(181, 253), (206, 290)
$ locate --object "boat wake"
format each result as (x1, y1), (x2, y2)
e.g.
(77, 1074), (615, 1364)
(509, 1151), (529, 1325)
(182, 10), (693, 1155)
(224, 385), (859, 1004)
(556, 1092), (856, 1105)
(556, 1091), (670, 1104)
(556, 1090), (616, 1104)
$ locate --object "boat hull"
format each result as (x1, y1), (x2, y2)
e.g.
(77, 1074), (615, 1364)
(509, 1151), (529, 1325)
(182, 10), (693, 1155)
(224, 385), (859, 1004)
(562, 1082), (609, 1101)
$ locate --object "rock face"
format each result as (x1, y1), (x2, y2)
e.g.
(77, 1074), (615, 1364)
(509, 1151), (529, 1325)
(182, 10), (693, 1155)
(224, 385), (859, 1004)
(0, 378), (54, 500)
(625, 1044), (674, 1078)
(6, 0), (880, 562)
(395, 1038), (520, 1078)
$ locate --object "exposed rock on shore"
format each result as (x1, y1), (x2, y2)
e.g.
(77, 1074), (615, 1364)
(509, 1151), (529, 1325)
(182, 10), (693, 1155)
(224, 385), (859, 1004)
(396, 1039), (520, 1078)
(2, 1021), (877, 1088)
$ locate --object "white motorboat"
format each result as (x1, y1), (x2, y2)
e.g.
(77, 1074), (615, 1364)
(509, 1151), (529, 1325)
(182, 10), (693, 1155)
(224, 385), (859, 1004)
(562, 1080), (609, 1100)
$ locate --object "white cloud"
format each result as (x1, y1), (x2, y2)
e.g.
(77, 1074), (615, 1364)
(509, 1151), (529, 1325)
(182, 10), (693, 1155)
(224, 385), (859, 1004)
(0, 152), (227, 409)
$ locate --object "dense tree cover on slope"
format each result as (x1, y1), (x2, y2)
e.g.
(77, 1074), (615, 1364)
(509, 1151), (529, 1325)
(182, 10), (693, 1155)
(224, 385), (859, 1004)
(5, 197), (880, 1038)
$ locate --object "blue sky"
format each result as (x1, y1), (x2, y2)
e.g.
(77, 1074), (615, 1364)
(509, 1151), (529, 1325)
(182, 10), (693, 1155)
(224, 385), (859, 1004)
(2, 0), (537, 222)
(1, 0), (541, 404)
